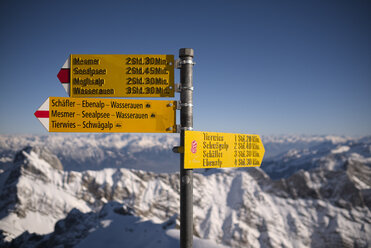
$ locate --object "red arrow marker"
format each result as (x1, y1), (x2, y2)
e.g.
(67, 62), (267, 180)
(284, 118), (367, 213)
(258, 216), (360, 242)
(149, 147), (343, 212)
(34, 98), (50, 131)
(57, 68), (70, 83)
(34, 110), (49, 118)
(58, 57), (70, 96)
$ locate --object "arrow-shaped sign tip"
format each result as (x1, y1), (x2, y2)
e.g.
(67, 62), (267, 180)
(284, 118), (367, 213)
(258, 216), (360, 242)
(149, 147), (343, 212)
(34, 99), (50, 131)
(58, 57), (71, 96)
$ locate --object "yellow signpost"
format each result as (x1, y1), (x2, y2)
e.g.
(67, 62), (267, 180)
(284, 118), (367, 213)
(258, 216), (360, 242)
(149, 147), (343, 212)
(37, 49), (266, 248)
(184, 131), (265, 169)
(61, 54), (175, 98)
(35, 97), (177, 133)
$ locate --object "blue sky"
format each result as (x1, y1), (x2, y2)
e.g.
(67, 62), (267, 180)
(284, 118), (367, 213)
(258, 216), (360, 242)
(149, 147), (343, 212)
(0, 0), (370, 136)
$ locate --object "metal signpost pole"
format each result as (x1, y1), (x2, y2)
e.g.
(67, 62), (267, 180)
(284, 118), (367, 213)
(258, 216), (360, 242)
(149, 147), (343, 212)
(179, 48), (194, 248)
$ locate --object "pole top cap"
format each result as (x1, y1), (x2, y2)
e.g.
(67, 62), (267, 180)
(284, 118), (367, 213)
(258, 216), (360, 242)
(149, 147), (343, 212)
(179, 48), (194, 58)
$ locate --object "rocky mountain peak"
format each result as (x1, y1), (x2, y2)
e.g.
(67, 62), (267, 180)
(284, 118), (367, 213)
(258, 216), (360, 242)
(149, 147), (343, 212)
(13, 146), (63, 171)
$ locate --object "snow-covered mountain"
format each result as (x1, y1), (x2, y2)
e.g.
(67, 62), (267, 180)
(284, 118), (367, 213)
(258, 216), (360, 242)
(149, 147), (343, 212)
(0, 135), (370, 247)
(261, 135), (371, 179)
(4, 202), (226, 248)
(1, 134), (369, 175)
(0, 134), (180, 173)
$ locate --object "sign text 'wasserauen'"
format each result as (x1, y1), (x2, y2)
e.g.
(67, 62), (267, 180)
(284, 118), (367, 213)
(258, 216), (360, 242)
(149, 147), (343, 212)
(58, 54), (175, 98)
(34, 97), (176, 133)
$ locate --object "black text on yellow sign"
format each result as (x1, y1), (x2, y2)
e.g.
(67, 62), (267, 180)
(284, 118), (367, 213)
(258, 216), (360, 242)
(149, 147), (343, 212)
(70, 54), (175, 98)
(184, 131), (265, 169)
(38, 97), (177, 133)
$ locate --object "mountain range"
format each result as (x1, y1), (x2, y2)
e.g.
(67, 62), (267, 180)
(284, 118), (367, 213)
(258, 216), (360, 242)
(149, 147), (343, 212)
(0, 134), (370, 247)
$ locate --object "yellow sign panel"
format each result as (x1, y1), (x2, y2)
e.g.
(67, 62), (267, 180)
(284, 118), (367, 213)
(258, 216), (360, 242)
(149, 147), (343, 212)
(44, 97), (176, 133)
(184, 131), (265, 169)
(70, 54), (174, 98)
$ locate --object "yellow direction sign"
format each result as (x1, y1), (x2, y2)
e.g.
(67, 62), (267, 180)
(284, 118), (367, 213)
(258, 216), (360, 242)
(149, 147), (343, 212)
(184, 131), (265, 169)
(34, 97), (177, 133)
(58, 54), (175, 98)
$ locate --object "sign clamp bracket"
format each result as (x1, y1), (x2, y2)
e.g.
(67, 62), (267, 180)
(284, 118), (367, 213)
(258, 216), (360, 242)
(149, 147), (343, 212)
(175, 83), (194, 93)
(176, 101), (193, 110)
(172, 146), (184, 154)
(175, 125), (193, 133)
(175, 58), (196, 69)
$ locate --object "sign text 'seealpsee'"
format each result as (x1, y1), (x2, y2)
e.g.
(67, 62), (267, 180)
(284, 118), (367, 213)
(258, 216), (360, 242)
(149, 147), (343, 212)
(70, 54), (175, 98)
(45, 97), (176, 133)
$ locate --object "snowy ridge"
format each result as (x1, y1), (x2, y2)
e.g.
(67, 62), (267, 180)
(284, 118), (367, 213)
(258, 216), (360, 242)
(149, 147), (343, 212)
(1, 134), (370, 175)
(1, 144), (370, 247)
(0, 147), (91, 240)
(261, 135), (371, 179)
(5, 202), (226, 248)
(0, 134), (179, 173)
(261, 135), (352, 144)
